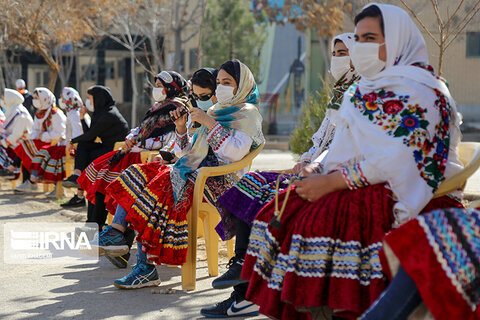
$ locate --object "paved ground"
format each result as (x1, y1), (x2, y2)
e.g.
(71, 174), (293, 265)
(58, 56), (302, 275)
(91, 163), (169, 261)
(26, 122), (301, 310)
(1, 148), (479, 320)
(0, 150), (297, 320)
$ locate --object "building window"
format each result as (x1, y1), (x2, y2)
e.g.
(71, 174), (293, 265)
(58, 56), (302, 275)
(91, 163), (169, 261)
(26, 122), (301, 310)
(106, 61), (115, 79)
(189, 48), (199, 71)
(466, 32), (480, 57)
(81, 65), (97, 81)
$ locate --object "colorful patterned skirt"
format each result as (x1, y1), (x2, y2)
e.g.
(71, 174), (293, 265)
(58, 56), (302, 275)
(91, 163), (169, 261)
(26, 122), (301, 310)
(0, 145), (17, 169)
(31, 145), (67, 182)
(77, 150), (142, 213)
(14, 139), (50, 171)
(216, 171), (294, 240)
(105, 152), (237, 265)
(381, 207), (480, 320)
(241, 183), (463, 320)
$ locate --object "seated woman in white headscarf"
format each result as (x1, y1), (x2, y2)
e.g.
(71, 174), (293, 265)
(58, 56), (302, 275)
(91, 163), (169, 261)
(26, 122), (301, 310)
(13, 87), (66, 193)
(0, 89), (33, 179)
(240, 3), (464, 319)
(199, 32), (359, 319)
(29, 87), (90, 194)
(94, 60), (264, 290)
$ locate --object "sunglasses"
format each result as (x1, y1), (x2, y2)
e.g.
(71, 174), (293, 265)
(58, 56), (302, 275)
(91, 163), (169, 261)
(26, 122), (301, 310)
(192, 92), (213, 101)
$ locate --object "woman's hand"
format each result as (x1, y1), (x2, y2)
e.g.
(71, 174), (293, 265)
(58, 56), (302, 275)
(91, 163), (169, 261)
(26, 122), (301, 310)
(294, 171), (347, 202)
(79, 106), (88, 119)
(190, 108), (216, 130)
(170, 107), (188, 135)
(153, 154), (178, 165)
(66, 141), (76, 154)
(292, 162), (309, 175)
(121, 138), (136, 153)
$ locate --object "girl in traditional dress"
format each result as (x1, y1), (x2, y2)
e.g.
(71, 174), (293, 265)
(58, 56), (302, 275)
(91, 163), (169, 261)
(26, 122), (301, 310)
(0, 89), (33, 179)
(241, 4), (465, 319)
(95, 60), (264, 290)
(14, 87), (66, 193)
(200, 32), (359, 319)
(30, 87), (90, 195)
(77, 71), (187, 229)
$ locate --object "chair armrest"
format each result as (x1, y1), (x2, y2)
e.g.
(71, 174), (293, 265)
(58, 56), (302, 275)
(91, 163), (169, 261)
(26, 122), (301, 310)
(192, 143), (265, 203)
(196, 143), (265, 180)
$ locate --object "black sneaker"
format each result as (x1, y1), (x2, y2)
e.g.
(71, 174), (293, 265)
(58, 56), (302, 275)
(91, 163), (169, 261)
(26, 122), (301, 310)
(200, 292), (259, 318)
(61, 195), (86, 208)
(62, 174), (79, 188)
(106, 252), (131, 269)
(212, 256), (248, 289)
(0, 168), (15, 179)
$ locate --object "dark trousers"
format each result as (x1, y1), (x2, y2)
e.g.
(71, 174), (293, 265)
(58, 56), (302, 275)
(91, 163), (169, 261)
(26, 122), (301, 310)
(360, 266), (421, 320)
(74, 141), (112, 172)
(86, 192), (109, 229)
(233, 219), (251, 299)
(12, 156), (30, 183)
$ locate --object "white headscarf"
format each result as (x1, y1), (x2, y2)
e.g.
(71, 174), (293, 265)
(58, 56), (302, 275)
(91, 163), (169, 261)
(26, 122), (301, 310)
(331, 32), (356, 83)
(324, 3), (463, 225)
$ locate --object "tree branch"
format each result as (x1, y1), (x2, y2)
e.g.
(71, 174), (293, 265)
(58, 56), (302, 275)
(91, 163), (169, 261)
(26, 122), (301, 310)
(399, 0), (441, 47)
(445, 1), (480, 49)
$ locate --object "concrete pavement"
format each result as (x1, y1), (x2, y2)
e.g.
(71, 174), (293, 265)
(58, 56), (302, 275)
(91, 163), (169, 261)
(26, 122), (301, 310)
(0, 148), (479, 320)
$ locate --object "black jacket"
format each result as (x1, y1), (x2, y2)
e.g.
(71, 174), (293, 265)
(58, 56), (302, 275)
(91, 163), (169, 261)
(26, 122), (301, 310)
(71, 85), (129, 147)
(21, 91), (35, 118)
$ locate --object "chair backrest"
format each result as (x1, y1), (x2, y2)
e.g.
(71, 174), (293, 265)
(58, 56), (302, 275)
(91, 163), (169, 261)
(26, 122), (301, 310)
(141, 151), (158, 163)
(114, 141), (125, 151)
(434, 142), (480, 198)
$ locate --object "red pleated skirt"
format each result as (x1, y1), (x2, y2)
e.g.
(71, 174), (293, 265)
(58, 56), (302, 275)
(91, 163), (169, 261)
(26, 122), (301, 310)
(241, 183), (463, 319)
(31, 145), (66, 182)
(14, 139), (49, 171)
(77, 150), (141, 213)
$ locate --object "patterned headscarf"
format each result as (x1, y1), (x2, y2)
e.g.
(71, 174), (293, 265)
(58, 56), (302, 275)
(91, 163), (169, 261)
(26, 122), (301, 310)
(60, 87), (83, 112)
(171, 60), (265, 200)
(328, 33), (360, 110)
(156, 71), (189, 99)
(33, 87), (58, 132)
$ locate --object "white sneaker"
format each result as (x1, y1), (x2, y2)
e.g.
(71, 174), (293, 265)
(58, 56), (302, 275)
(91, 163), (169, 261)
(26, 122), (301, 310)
(14, 180), (39, 193)
(227, 299), (260, 317)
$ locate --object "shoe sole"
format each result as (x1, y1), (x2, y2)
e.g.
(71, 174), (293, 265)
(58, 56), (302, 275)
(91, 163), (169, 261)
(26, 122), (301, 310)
(200, 311), (259, 318)
(113, 278), (161, 289)
(102, 245), (130, 257)
(106, 255), (129, 269)
(62, 181), (79, 188)
(212, 279), (248, 290)
(60, 202), (86, 208)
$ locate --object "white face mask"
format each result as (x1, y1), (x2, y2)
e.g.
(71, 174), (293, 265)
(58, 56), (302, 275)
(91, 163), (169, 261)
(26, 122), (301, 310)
(350, 42), (386, 79)
(152, 87), (166, 102)
(215, 84), (235, 104)
(330, 56), (352, 81)
(85, 99), (94, 112)
(32, 99), (42, 109)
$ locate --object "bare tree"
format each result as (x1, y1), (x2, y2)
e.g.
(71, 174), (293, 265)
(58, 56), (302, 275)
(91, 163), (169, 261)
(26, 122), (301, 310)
(399, 0), (480, 75)
(169, 0), (206, 71)
(0, 0), (102, 90)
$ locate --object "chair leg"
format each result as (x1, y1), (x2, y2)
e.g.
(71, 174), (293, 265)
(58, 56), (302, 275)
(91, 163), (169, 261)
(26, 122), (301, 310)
(227, 237), (235, 259)
(204, 210), (220, 277)
(182, 207), (198, 291)
(197, 217), (204, 238)
(56, 181), (63, 199)
(43, 184), (49, 193)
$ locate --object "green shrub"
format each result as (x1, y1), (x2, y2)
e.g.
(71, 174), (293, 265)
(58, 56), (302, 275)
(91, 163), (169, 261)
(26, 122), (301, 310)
(290, 82), (332, 155)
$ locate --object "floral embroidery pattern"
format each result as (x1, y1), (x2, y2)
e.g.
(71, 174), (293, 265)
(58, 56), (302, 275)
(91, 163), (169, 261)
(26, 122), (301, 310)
(350, 69), (451, 192)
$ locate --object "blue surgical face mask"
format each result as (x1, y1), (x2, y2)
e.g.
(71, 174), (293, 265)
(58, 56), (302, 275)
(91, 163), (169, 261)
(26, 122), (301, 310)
(196, 98), (214, 111)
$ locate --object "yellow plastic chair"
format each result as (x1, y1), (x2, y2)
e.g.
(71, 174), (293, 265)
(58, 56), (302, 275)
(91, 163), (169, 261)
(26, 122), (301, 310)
(433, 141), (480, 198)
(181, 143), (265, 290)
(114, 141), (125, 151)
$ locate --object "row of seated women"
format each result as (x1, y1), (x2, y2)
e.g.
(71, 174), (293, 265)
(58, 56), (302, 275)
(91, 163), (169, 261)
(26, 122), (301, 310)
(19, 2), (474, 318)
